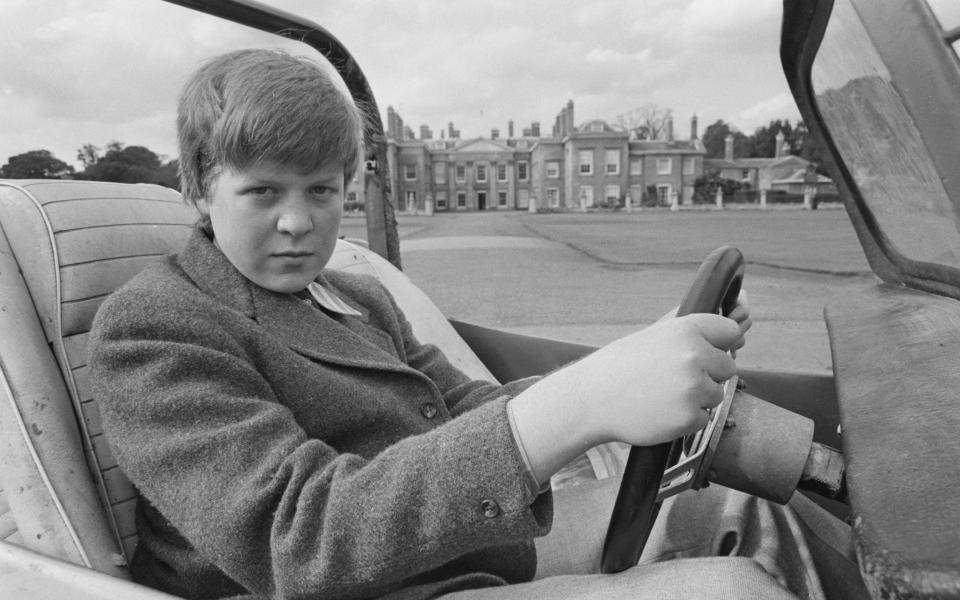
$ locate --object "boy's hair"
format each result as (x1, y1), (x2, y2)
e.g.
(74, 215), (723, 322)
(177, 48), (366, 206)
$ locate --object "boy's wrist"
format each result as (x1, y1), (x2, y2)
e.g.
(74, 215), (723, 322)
(507, 373), (599, 484)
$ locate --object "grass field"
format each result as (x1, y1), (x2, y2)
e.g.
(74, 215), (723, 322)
(341, 206), (871, 276)
(339, 207), (873, 372)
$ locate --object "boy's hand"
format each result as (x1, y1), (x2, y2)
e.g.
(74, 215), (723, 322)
(657, 289), (751, 349)
(579, 313), (740, 446)
(510, 313), (741, 483)
(728, 289), (751, 351)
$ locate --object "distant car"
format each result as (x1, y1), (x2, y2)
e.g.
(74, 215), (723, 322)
(1, 1), (958, 598)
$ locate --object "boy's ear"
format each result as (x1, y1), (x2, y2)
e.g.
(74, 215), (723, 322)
(195, 196), (211, 217)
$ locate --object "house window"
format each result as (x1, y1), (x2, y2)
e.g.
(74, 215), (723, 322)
(457, 191), (467, 207)
(455, 164), (466, 182)
(498, 191), (508, 207)
(517, 161), (529, 181)
(605, 185), (620, 203)
(434, 162), (446, 184)
(682, 157), (695, 175)
(546, 188), (560, 207)
(656, 184), (672, 205)
(741, 169), (751, 181)
(497, 163), (508, 182)
(605, 149), (620, 175)
(630, 158), (643, 176)
(436, 191), (447, 209)
(579, 150), (594, 175)
(404, 163), (417, 180)
(590, 122), (605, 132)
(476, 164), (487, 182)
(346, 191), (357, 203)
(656, 158), (672, 175)
(578, 185), (595, 207)
(546, 161), (560, 178)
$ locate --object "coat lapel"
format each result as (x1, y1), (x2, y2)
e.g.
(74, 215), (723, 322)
(177, 227), (416, 375)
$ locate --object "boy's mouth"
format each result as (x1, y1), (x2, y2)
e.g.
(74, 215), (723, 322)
(273, 251), (313, 258)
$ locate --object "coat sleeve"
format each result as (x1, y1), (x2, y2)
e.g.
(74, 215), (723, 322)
(90, 285), (551, 600)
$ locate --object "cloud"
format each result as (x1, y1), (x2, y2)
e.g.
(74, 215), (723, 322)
(732, 93), (801, 132)
(586, 47), (652, 64)
(0, 0), (797, 167)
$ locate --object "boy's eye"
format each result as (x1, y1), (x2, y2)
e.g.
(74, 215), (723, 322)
(310, 185), (338, 197)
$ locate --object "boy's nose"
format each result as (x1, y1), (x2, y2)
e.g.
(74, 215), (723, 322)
(276, 200), (314, 236)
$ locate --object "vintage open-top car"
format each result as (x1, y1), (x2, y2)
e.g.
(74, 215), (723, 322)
(1, 0), (959, 598)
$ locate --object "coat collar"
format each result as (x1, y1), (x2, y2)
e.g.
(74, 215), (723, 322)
(176, 226), (413, 374)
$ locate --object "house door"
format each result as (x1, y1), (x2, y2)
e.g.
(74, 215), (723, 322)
(477, 191), (487, 211)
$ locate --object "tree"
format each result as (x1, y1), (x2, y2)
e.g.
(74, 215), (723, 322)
(77, 142), (178, 189)
(77, 144), (101, 169)
(615, 104), (673, 140)
(0, 150), (75, 179)
(701, 120), (749, 159)
(692, 170), (747, 204)
(744, 119), (797, 158)
(790, 121), (829, 174)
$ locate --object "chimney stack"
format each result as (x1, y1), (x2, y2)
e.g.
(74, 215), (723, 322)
(665, 117), (674, 142)
(508, 120), (515, 138)
(690, 114), (698, 140)
(491, 128), (500, 140)
(724, 134), (734, 162)
(531, 122), (541, 137)
(386, 106), (398, 139)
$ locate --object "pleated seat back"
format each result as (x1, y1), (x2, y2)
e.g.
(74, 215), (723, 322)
(0, 179), (497, 581)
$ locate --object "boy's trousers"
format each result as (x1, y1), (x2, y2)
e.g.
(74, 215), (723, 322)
(443, 477), (870, 600)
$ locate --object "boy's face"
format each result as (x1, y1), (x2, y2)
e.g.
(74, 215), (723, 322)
(199, 162), (344, 294)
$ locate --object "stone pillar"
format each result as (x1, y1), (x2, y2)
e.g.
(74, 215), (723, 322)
(760, 189), (767, 209)
(579, 191), (588, 212)
(528, 196), (537, 213)
(715, 186), (724, 209)
(670, 191), (680, 212)
(625, 194), (633, 213)
(803, 185), (815, 210)
(425, 194), (434, 216)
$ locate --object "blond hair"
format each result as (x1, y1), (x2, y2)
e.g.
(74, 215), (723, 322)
(177, 48), (366, 206)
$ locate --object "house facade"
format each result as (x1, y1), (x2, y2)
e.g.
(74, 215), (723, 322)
(703, 131), (835, 199)
(379, 101), (707, 212)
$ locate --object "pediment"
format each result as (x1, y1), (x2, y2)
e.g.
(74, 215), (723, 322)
(452, 138), (514, 154)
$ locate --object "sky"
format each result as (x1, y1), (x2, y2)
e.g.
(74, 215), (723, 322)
(0, 0), (802, 169)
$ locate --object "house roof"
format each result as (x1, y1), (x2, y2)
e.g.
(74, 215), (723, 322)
(773, 168), (833, 184)
(704, 155), (809, 170)
(629, 138), (706, 155)
(576, 119), (624, 135)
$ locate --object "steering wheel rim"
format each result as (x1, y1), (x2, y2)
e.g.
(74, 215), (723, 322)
(600, 246), (745, 574)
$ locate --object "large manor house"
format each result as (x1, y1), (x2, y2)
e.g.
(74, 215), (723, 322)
(349, 100), (820, 213)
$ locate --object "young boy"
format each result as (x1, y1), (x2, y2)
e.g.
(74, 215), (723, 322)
(90, 48), (860, 600)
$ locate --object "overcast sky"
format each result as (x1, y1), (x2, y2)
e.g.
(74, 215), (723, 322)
(2, 0), (804, 168)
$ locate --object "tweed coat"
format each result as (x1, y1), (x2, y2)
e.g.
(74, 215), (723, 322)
(89, 227), (553, 600)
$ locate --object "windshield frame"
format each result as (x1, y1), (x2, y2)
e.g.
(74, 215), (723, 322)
(782, 0), (960, 300)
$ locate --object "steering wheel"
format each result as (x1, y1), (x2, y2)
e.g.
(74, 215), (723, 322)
(600, 246), (745, 574)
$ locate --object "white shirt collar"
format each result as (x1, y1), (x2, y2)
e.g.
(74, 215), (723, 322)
(305, 281), (363, 316)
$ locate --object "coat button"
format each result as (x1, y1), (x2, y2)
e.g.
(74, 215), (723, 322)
(420, 403), (438, 419)
(480, 499), (500, 518)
